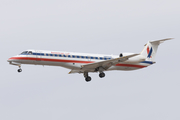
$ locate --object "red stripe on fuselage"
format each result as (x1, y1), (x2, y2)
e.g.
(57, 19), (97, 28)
(116, 63), (147, 68)
(8, 57), (94, 64)
(9, 57), (147, 68)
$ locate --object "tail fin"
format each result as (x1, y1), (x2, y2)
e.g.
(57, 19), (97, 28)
(140, 38), (173, 61)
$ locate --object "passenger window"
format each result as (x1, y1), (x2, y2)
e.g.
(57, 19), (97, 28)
(99, 57), (103, 60)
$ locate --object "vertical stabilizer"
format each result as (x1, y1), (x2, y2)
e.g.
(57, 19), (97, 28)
(140, 38), (173, 61)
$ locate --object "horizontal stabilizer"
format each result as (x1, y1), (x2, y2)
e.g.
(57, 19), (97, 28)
(149, 38), (173, 44)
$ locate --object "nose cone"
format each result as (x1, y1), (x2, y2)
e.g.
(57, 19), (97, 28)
(7, 56), (19, 62)
(7, 57), (13, 62)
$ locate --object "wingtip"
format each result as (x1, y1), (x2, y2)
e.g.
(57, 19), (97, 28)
(149, 38), (174, 44)
(164, 38), (174, 40)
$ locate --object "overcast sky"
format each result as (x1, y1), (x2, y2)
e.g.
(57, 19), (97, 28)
(0, 0), (180, 120)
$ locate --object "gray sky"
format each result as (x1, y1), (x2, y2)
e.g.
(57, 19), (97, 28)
(0, 0), (180, 120)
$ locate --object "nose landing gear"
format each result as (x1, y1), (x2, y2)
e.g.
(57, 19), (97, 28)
(18, 68), (22, 73)
(9, 62), (22, 73)
(17, 64), (22, 73)
(17, 65), (22, 73)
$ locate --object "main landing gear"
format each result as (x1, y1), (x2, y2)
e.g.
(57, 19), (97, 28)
(84, 72), (91, 82)
(99, 72), (105, 78)
(98, 66), (105, 78)
(83, 71), (106, 82)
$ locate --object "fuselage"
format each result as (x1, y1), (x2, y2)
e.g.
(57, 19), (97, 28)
(7, 49), (153, 72)
(7, 38), (171, 82)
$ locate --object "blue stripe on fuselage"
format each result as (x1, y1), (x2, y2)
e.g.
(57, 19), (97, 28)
(141, 61), (154, 64)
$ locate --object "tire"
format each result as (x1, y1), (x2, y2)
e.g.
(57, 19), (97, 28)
(99, 72), (105, 78)
(85, 76), (91, 82)
(18, 69), (22, 72)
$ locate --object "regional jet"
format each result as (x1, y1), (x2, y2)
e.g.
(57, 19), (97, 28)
(7, 38), (172, 82)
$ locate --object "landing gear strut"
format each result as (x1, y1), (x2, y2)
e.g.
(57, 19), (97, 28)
(9, 62), (22, 73)
(17, 65), (22, 73)
(98, 66), (105, 78)
(84, 72), (91, 82)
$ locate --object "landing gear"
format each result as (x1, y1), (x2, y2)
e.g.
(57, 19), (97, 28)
(83, 69), (106, 82)
(9, 62), (22, 73)
(85, 76), (91, 82)
(99, 72), (105, 78)
(18, 69), (22, 72)
(98, 66), (105, 78)
(17, 65), (22, 73)
(84, 72), (91, 82)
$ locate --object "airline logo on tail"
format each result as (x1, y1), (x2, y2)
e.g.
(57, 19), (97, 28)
(147, 46), (153, 58)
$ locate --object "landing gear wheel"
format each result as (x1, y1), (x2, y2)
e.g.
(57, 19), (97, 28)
(85, 76), (91, 82)
(99, 72), (105, 78)
(18, 69), (22, 73)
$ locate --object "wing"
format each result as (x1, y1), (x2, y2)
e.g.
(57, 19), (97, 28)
(69, 54), (139, 74)
(81, 54), (138, 70)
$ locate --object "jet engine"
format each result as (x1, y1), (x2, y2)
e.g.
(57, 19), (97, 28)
(119, 53), (123, 57)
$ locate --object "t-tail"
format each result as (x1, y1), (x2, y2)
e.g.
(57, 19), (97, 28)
(140, 38), (173, 61)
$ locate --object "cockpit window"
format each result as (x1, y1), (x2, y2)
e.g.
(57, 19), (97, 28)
(20, 51), (28, 55)
(28, 51), (33, 54)
(20, 51), (33, 55)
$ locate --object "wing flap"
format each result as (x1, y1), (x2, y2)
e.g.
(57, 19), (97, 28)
(69, 70), (83, 74)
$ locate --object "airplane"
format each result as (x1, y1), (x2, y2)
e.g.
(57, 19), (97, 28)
(7, 38), (172, 82)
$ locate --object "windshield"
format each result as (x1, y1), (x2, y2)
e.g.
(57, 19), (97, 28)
(28, 51), (33, 54)
(20, 51), (33, 55)
(20, 51), (28, 55)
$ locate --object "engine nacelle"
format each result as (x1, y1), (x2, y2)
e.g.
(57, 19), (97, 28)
(119, 53), (123, 57)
